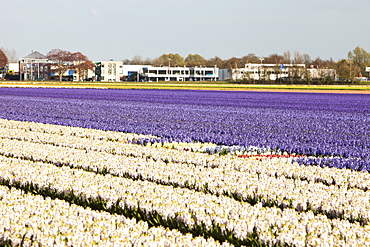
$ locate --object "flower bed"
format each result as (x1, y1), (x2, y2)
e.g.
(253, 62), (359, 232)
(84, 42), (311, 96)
(0, 88), (368, 170)
(0, 185), (228, 246)
(1, 119), (370, 246)
(0, 88), (369, 246)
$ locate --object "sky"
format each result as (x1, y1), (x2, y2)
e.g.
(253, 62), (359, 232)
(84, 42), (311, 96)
(1, 0), (370, 62)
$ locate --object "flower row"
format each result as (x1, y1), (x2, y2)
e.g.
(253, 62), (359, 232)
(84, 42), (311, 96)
(1, 118), (369, 193)
(1, 132), (370, 225)
(0, 185), (228, 246)
(1, 155), (370, 246)
(0, 118), (156, 144)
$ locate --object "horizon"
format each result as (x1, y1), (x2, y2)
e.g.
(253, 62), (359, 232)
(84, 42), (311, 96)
(2, 0), (370, 62)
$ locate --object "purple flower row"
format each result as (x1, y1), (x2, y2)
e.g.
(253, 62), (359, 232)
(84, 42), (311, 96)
(0, 88), (368, 170)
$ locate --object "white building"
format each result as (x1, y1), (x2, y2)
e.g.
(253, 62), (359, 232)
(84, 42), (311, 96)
(94, 62), (150, 82)
(219, 63), (306, 81)
(93, 62), (219, 82)
(307, 67), (336, 80)
(141, 66), (218, 82)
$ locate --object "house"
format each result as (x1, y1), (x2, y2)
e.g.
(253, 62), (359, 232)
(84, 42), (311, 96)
(19, 51), (51, 81)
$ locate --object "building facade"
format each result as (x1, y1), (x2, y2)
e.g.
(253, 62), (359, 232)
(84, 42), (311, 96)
(93, 62), (219, 82)
(219, 63), (306, 81)
(19, 51), (51, 81)
(141, 66), (218, 82)
(307, 66), (336, 80)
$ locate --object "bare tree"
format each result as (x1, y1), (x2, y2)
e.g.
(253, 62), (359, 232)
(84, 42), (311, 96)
(143, 57), (153, 65)
(264, 54), (284, 64)
(47, 49), (74, 81)
(0, 47), (17, 63)
(302, 54), (311, 67)
(122, 59), (131, 65)
(130, 55), (144, 65)
(283, 51), (291, 64)
(240, 53), (260, 65)
(293, 51), (304, 64)
(224, 57), (241, 70)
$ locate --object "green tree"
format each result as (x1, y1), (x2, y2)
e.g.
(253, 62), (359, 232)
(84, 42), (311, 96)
(348, 46), (370, 76)
(185, 54), (206, 67)
(205, 56), (225, 68)
(337, 59), (359, 82)
(153, 53), (185, 67)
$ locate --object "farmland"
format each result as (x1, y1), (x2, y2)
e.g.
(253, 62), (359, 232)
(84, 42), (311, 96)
(0, 88), (369, 246)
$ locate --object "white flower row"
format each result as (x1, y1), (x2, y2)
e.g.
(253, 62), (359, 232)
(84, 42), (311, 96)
(0, 185), (228, 246)
(0, 118), (220, 166)
(1, 134), (370, 224)
(1, 118), (369, 194)
(1, 156), (370, 246)
(0, 118), (157, 143)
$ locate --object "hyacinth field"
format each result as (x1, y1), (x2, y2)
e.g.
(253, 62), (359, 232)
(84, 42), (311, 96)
(0, 88), (369, 246)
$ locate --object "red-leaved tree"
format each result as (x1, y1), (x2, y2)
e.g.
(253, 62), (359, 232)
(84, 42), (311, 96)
(0, 49), (8, 68)
(72, 52), (94, 81)
(47, 49), (74, 81)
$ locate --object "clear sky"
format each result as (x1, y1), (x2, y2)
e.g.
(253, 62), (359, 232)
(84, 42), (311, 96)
(2, 0), (370, 62)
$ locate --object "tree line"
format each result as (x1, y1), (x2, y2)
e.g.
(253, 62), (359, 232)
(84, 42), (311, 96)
(1, 46), (370, 83)
(124, 47), (370, 83)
